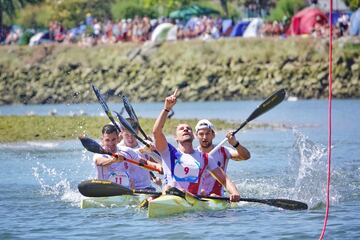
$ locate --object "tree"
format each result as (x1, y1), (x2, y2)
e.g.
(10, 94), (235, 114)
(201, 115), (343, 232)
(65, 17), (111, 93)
(51, 0), (114, 29)
(344, 0), (360, 11)
(218, 0), (228, 16)
(268, 0), (307, 21)
(15, 3), (54, 29)
(0, 0), (42, 28)
(142, 0), (196, 16)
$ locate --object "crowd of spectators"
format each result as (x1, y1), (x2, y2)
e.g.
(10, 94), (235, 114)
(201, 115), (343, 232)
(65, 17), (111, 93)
(0, 12), (353, 46)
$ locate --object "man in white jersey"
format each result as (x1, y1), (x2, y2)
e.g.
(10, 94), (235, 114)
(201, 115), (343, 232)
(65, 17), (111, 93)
(152, 89), (241, 202)
(93, 124), (132, 188)
(118, 118), (161, 191)
(195, 119), (250, 196)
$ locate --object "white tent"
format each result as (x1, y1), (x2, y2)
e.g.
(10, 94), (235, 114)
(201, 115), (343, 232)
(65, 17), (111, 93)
(243, 18), (263, 38)
(317, 0), (349, 11)
(29, 32), (46, 46)
(150, 23), (178, 42)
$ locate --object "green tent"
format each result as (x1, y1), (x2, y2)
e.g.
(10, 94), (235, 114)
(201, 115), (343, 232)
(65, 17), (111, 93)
(169, 4), (220, 19)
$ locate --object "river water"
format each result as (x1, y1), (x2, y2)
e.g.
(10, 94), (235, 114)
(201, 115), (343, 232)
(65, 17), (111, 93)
(0, 100), (359, 239)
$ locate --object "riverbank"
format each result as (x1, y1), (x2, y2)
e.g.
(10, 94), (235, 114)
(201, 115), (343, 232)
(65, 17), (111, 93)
(1, 37), (359, 105)
(0, 116), (242, 142)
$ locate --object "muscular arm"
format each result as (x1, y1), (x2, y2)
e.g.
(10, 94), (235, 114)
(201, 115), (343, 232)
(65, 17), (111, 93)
(209, 167), (240, 202)
(230, 143), (251, 160)
(152, 109), (170, 152)
(95, 155), (124, 166)
(226, 131), (250, 161)
(152, 89), (178, 152)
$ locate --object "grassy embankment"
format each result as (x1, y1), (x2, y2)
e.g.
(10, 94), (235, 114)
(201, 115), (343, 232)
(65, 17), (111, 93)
(0, 116), (241, 143)
(1, 38), (359, 105)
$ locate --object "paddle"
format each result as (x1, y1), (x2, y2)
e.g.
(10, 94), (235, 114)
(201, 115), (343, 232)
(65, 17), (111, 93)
(78, 180), (308, 211)
(79, 136), (163, 174)
(78, 179), (161, 197)
(121, 96), (162, 160)
(209, 88), (287, 156)
(122, 95), (150, 141)
(115, 111), (153, 148)
(114, 111), (162, 162)
(91, 84), (121, 133)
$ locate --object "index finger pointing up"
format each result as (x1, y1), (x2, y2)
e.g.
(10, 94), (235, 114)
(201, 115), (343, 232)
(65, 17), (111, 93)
(173, 88), (179, 97)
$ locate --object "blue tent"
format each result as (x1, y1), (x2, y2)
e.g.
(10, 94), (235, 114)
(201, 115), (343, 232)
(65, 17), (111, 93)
(350, 8), (360, 36)
(329, 10), (351, 25)
(230, 20), (251, 37)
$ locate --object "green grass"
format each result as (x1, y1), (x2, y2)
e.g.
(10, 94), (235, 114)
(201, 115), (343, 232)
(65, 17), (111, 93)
(0, 116), (243, 143)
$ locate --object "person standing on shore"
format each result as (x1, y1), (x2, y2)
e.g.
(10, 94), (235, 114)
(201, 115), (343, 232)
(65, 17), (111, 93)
(152, 89), (241, 202)
(195, 119), (250, 196)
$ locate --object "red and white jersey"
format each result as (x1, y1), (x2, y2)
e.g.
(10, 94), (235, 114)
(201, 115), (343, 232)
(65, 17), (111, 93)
(198, 146), (235, 196)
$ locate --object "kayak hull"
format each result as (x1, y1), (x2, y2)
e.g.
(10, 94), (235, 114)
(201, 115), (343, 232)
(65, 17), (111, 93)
(147, 194), (230, 218)
(80, 195), (142, 209)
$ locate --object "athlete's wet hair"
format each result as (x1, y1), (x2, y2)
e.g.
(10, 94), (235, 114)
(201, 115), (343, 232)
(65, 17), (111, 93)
(102, 124), (119, 135)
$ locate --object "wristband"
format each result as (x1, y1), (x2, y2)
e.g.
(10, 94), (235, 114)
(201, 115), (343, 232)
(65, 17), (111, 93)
(232, 141), (240, 148)
(164, 108), (170, 112)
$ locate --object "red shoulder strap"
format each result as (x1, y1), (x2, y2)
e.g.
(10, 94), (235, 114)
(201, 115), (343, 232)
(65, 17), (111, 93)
(210, 147), (227, 196)
(220, 146), (227, 169)
(187, 153), (208, 194)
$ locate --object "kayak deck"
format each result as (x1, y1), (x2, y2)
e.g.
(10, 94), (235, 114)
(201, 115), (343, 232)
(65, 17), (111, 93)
(147, 194), (231, 218)
(80, 195), (143, 209)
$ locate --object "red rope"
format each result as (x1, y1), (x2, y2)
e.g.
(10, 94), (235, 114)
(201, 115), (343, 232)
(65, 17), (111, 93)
(319, 0), (333, 239)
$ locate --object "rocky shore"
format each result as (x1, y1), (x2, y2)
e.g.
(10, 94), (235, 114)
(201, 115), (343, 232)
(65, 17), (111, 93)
(0, 37), (359, 105)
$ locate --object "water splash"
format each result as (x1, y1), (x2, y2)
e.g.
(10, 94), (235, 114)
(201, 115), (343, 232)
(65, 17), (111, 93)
(32, 162), (82, 207)
(288, 129), (340, 208)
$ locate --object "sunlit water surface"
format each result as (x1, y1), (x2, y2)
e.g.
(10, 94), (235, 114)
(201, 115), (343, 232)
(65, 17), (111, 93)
(0, 100), (359, 239)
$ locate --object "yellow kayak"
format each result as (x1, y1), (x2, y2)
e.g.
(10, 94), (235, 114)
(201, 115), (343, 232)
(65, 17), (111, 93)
(147, 194), (231, 218)
(80, 195), (143, 209)
(78, 180), (308, 214)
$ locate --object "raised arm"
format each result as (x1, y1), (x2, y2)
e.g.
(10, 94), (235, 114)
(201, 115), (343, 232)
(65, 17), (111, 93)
(209, 167), (240, 202)
(226, 131), (251, 160)
(152, 89), (178, 152)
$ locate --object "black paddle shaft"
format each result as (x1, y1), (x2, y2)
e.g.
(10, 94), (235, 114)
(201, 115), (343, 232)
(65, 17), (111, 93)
(114, 111), (151, 148)
(92, 84), (122, 133)
(122, 95), (151, 140)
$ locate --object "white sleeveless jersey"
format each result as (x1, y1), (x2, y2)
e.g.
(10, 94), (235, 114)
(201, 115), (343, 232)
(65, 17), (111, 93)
(117, 142), (153, 190)
(160, 143), (218, 194)
(93, 146), (130, 187)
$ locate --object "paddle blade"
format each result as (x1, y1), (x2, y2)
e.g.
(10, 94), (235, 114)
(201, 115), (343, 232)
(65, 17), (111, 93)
(269, 199), (308, 210)
(122, 95), (150, 140)
(122, 95), (138, 122)
(92, 84), (110, 113)
(92, 84), (121, 132)
(78, 180), (133, 197)
(247, 88), (286, 122)
(115, 111), (137, 136)
(241, 198), (308, 211)
(79, 136), (110, 155)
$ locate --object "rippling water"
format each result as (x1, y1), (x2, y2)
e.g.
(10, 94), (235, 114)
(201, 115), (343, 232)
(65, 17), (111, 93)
(0, 100), (359, 239)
